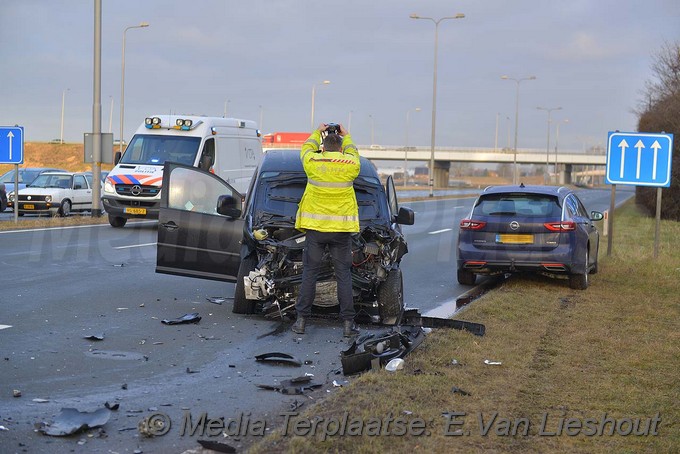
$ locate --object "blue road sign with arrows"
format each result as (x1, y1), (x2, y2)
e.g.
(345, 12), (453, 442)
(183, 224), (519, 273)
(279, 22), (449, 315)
(606, 131), (673, 187)
(0, 126), (24, 164)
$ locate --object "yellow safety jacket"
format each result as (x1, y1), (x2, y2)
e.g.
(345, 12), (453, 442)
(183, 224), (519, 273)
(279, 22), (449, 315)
(295, 130), (361, 232)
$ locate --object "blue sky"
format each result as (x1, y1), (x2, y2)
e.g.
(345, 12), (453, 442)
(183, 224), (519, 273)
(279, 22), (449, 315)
(1, 0), (678, 153)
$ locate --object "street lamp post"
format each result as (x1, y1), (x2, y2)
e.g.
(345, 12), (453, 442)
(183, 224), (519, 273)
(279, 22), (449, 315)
(108, 96), (114, 133)
(537, 106), (562, 184)
(310, 80), (330, 130)
(404, 107), (421, 186)
(410, 12), (465, 197)
(554, 119), (569, 184)
(60, 88), (69, 144)
(224, 99), (230, 117)
(501, 75), (536, 184)
(369, 114), (375, 144)
(120, 22), (149, 156)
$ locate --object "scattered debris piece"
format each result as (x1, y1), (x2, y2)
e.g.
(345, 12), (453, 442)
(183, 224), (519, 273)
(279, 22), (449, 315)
(32, 398), (50, 403)
(451, 386), (471, 396)
(0, 425), (8, 431)
(332, 380), (348, 387)
(38, 408), (111, 436)
(206, 297), (228, 305)
(186, 367), (200, 374)
(0, 325), (12, 330)
(401, 308), (486, 336)
(161, 312), (201, 325)
(257, 375), (322, 395)
(255, 352), (302, 367)
(113, 263), (125, 267)
(121, 384), (128, 390)
(385, 358), (405, 372)
(13, 389), (21, 398)
(83, 333), (105, 341)
(197, 439), (236, 453)
(484, 359), (502, 366)
(402, 411), (413, 415)
(289, 399), (304, 411)
(104, 402), (119, 411)
(341, 327), (424, 376)
(451, 359), (461, 366)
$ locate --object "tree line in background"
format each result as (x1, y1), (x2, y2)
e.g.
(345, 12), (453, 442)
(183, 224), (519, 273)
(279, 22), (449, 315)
(636, 41), (680, 220)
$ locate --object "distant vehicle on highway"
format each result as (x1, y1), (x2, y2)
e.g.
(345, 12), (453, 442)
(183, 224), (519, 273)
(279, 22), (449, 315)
(49, 138), (65, 144)
(8, 171), (97, 217)
(0, 167), (68, 206)
(369, 144), (385, 150)
(457, 184), (603, 290)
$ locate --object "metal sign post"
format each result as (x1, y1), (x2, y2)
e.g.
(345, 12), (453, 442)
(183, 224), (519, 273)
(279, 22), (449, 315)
(605, 131), (674, 258)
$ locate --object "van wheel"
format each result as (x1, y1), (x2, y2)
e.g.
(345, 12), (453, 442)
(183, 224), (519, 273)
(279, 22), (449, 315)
(108, 215), (127, 228)
(457, 268), (477, 286)
(59, 200), (71, 217)
(377, 269), (404, 325)
(233, 255), (258, 314)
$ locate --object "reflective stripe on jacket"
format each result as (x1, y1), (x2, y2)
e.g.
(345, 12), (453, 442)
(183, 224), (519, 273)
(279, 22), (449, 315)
(295, 130), (360, 232)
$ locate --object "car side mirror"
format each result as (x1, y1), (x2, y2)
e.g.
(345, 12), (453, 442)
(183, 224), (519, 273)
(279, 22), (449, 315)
(114, 151), (122, 165)
(199, 155), (213, 170)
(395, 206), (415, 225)
(216, 194), (242, 218)
(590, 211), (604, 221)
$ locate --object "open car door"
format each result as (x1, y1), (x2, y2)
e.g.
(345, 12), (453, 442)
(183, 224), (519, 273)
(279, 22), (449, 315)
(156, 162), (244, 282)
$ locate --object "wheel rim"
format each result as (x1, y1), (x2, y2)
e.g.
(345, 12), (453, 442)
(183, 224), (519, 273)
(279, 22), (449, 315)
(62, 201), (70, 216)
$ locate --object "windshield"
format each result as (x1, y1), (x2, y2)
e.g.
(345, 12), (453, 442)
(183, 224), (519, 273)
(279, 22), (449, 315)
(252, 172), (390, 227)
(473, 193), (562, 217)
(28, 174), (72, 189)
(0, 169), (43, 184)
(120, 134), (201, 166)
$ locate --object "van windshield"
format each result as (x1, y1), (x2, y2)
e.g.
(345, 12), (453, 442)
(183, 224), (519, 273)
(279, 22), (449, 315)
(119, 135), (201, 166)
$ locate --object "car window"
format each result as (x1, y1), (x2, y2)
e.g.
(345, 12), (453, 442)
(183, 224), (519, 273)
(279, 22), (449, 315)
(474, 193), (561, 217)
(121, 135), (201, 165)
(564, 195), (579, 218)
(74, 175), (88, 189)
(168, 166), (233, 215)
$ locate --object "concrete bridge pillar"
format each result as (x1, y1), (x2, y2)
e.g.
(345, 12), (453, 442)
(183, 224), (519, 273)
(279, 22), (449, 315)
(433, 160), (450, 188)
(564, 164), (572, 185)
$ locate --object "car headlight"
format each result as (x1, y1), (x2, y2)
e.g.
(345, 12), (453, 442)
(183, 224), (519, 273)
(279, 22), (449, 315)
(45, 195), (52, 203)
(8, 192), (14, 202)
(104, 180), (115, 194)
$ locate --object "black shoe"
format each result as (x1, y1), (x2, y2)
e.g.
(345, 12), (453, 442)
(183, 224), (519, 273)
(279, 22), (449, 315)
(343, 320), (359, 337)
(292, 317), (306, 334)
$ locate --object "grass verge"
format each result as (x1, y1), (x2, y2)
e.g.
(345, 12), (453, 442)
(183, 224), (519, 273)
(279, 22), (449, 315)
(251, 200), (679, 454)
(0, 213), (110, 231)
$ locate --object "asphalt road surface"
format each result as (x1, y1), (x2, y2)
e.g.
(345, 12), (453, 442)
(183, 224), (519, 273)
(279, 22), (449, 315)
(0, 186), (633, 453)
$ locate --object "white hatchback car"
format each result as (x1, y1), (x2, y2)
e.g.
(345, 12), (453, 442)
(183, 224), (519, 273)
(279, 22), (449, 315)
(8, 172), (98, 217)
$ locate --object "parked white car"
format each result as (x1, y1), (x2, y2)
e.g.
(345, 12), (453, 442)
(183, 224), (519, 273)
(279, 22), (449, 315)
(8, 172), (99, 217)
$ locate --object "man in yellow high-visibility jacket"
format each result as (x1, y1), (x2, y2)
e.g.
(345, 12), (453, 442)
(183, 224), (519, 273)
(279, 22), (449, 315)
(292, 123), (361, 337)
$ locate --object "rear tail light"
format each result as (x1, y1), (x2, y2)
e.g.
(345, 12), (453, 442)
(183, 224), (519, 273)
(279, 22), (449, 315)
(464, 261), (487, 269)
(460, 219), (487, 230)
(544, 221), (576, 231)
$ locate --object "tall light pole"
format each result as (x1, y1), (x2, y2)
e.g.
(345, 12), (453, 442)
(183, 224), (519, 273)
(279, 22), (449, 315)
(310, 80), (330, 130)
(404, 107), (421, 186)
(60, 88), (69, 144)
(120, 22), (149, 156)
(554, 119), (569, 184)
(501, 75), (536, 184)
(347, 110), (353, 132)
(108, 96), (114, 133)
(410, 12), (465, 197)
(537, 106), (562, 184)
(369, 114), (375, 144)
(224, 99), (230, 117)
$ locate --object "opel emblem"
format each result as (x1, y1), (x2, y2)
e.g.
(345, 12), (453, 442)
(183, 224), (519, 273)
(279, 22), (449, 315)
(131, 185), (142, 196)
(510, 221), (520, 230)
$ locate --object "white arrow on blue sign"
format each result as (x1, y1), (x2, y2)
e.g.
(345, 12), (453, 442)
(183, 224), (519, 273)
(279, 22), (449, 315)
(0, 126), (24, 164)
(606, 131), (673, 187)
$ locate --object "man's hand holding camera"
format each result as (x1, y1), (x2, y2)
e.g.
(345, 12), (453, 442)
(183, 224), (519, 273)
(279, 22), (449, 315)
(318, 123), (348, 137)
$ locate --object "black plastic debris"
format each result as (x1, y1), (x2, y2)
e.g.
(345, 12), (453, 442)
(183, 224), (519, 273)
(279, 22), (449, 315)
(206, 297), (227, 305)
(289, 399), (304, 411)
(255, 352), (302, 367)
(197, 439), (236, 453)
(257, 375), (322, 395)
(160, 312), (201, 325)
(104, 402), (119, 411)
(400, 309), (486, 336)
(83, 333), (104, 341)
(341, 327), (426, 376)
(186, 367), (200, 374)
(38, 408), (111, 436)
(451, 386), (471, 396)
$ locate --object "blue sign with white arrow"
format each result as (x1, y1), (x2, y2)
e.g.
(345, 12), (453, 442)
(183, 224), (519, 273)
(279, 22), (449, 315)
(0, 126), (24, 164)
(606, 131), (673, 187)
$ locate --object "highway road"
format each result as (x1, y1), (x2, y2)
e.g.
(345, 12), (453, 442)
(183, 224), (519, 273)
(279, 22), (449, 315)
(0, 186), (634, 453)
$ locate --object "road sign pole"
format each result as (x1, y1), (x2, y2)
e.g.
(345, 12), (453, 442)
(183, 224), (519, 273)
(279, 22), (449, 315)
(13, 164), (19, 223)
(607, 184), (615, 257)
(654, 187), (662, 258)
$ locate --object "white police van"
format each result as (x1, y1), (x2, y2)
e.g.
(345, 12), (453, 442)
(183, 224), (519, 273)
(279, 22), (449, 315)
(102, 115), (262, 227)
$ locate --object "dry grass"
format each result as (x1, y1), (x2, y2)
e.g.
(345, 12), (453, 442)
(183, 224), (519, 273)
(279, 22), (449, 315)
(252, 201), (679, 454)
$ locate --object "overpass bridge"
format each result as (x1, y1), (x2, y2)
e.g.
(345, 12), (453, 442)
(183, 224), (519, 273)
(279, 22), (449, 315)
(264, 145), (606, 186)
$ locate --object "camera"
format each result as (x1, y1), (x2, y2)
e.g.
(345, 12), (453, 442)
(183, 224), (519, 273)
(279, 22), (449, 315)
(326, 123), (340, 134)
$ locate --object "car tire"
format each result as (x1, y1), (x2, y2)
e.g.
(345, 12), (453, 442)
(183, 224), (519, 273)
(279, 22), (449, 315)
(377, 269), (404, 325)
(108, 215), (127, 228)
(233, 254), (258, 314)
(457, 268), (477, 286)
(58, 200), (71, 217)
(569, 249), (589, 290)
(590, 243), (599, 274)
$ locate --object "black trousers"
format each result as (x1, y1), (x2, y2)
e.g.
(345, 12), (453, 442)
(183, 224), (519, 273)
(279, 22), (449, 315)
(294, 230), (355, 320)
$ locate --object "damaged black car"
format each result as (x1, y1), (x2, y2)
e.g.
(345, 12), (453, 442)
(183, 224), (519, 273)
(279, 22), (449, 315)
(156, 150), (414, 325)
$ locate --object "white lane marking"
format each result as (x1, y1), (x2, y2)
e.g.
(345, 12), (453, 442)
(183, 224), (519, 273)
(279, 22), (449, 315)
(429, 228), (452, 235)
(114, 242), (156, 250)
(0, 325), (12, 330)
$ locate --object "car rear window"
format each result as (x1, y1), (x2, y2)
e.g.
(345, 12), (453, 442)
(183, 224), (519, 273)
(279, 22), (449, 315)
(473, 193), (562, 217)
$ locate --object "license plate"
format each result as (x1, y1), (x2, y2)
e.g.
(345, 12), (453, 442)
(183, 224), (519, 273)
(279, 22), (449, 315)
(496, 234), (534, 244)
(23, 204), (35, 210)
(124, 207), (147, 215)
